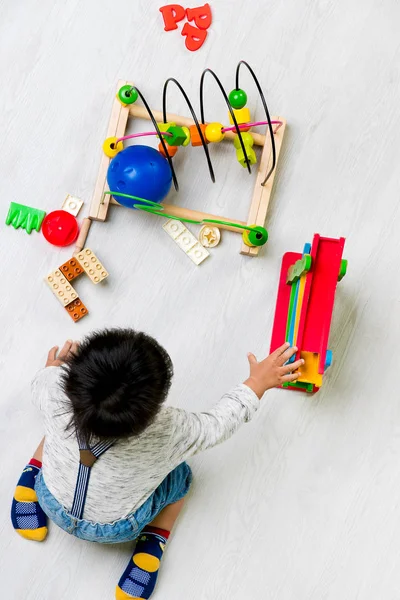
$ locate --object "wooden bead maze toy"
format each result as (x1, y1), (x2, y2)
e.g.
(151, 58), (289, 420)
(75, 61), (287, 258)
(270, 234), (348, 393)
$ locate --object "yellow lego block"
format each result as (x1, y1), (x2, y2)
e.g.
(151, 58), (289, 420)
(297, 352), (323, 387)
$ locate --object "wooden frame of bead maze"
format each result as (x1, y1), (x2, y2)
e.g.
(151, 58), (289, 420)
(75, 65), (287, 258)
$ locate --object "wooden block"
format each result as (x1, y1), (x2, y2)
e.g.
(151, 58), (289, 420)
(62, 195), (84, 217)
(75, 248), (108, 284)
(65, 298), (89, 322)
(89, 80), (132, 223)
(241, 117), (287, 256)
(59, 257), (84, 281)
(45, 269), (79, 306)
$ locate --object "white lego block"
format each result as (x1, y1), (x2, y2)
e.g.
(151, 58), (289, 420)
(62, 195), (84, 217)
(187, 242), (210, 265)
(162, 219), (210, 265)
(162, 219), (186, 239)
(45, 269), (79, 306)
(76, 248), (108, 284)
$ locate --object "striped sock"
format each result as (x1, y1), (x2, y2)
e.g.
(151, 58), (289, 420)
(116, 527), (169, 599)
(11, 459), (48, 541)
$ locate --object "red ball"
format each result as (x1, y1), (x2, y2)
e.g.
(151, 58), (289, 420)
(41, 210), (79, 246)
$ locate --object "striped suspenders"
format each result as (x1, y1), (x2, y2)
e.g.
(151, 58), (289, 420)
(70, 437), (115, 520)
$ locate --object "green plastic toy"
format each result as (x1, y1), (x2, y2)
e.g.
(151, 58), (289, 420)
(6, 202), (46, 234)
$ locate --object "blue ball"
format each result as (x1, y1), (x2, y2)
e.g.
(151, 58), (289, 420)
(107, 145), (172, 208)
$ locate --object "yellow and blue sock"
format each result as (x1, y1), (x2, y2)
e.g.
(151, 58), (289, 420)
(116, 526), (169, 599)
(11, 459), (48, 541)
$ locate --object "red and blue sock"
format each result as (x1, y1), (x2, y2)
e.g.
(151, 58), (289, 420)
(11, 459), (48, 541)
(116, 526), (169, 599)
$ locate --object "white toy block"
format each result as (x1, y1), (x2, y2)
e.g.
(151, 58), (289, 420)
(162, 219), (210, 265)
(187, 243), (209, 265)
(62, 195), (84, 217)
(76, 248), (108, 284)
(45, 269), (79, 306)
(162, 219), (186, 239)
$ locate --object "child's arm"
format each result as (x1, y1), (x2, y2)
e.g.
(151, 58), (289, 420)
(167, 343), (303, 464)
(31, 340), (78, 410)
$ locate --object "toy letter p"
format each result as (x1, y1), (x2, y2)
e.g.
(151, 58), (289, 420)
(159, 4), (186, 31)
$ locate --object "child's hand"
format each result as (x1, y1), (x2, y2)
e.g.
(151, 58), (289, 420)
(244, 342), (304, 398)
(45, 340), (79, 367)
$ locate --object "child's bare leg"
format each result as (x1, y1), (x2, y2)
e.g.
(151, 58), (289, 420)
(147, 498), (185, 531)
(116, 498), (186, 599)
(11, 437), (48, 541)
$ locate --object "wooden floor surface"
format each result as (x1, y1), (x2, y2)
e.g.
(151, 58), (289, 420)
(1, 0), (400, 598)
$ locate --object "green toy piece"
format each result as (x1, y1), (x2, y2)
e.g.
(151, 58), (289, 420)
(165, 125), (187, 146)
(118, 85), (138, 105)
(228, 88), (248, 109)
(6, 202), (46, 234)
(283, 381), (314, 393)
(338, 259), (348, 281)
(286, 254), (312, 284)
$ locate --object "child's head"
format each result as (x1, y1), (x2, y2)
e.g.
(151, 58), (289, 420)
(61, 328), (173, 441)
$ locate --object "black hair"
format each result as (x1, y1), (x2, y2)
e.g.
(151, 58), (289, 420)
(61, 328), (173, 442)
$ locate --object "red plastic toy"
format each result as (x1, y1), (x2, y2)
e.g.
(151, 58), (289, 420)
(159, 4), (186, 31)
(181, 22), (207, 51)
(186, 3), (212, 29)
(41, 210), (79, 246)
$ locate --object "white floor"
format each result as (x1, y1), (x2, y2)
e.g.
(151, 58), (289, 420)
(1, 0), (400, 598)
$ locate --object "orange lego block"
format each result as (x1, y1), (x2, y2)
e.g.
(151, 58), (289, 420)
(158, 142), (178, 158)
(189, 124), (208, 147)
(65, 298), (88, 322)
(59, 258), (84, 281)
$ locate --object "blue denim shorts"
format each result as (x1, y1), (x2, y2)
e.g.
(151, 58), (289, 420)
(35, 463), (192, 544)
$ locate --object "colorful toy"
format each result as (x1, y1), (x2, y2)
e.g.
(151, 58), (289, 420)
(6, 202), (46, 234)
(270, 234), (347, 393)
(78, 62), (286, 258)
(199, 225), (221, 247)
(45, 248), (108, 322)
(159, 4), (212, 51)
(162, 220), (209, 264)
(107, 145), (172, 207)
(41, 210), (79, 246)
(159, 4), (186, 30)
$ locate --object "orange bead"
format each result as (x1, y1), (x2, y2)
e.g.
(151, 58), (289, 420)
(158, 142), (178, 158)
(189, 124), (208, 147)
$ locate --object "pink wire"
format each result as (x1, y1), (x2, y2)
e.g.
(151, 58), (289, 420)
(116, 131), (172, 144)
(222, 120), (283, 133)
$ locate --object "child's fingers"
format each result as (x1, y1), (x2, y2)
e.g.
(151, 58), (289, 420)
(281, 371), (301, 382)
(47, 346), (59, 362)
(277, 346), (298, 366)
(281, 358), (304, 373)
(270, 342), (290, 358)
(247, 352), (258, 366)
(58, 340), (73, 360)
(69, 341), (79, 357)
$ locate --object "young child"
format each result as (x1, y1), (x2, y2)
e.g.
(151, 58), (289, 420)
(11, 328), (303, 599)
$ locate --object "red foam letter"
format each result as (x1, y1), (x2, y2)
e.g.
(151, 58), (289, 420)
(159, 4), (186, 31)
(186, 3), (212, 30)
(181, 22), (207, 51)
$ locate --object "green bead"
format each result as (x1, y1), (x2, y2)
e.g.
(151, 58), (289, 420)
(229, 88), (248, 109)
(233, 132), (254, 149)
(165, 125), (187, 146)
(118, 85), (138, 105)
(247, 226), (268, 247)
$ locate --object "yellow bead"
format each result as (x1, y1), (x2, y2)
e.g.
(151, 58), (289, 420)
(205, 122), (225, 143)
(103, 137), (123, 158)
(182, 126), (191, 146)
(233, 133), (254, 149)
(157, 122), (176, 136)
(229, 107), (251, 131)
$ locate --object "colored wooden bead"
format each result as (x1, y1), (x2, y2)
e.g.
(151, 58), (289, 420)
(159, 4), (186, 31)
(181, 22), (207, 52)
(205, 122), (225, 143)
(158, 142), (178, 158)
(157, 122), (176, 136)
(229, 107), (251, 132)
(189, 124), (208, 146)
(165, 125), (187, 146)
(182, 126), (191, 146)
(242, 225), (268, 247)
(235, 143), (257, 168)
(117, 85), (138, 106)
(186, 3), (212, 30)
(228, 88), (248, 109)
(103, 136), (123, 158)
(233, 132), (254, 149)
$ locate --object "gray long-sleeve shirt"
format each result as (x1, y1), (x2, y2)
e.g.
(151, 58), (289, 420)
(33, 366), (260, 523)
